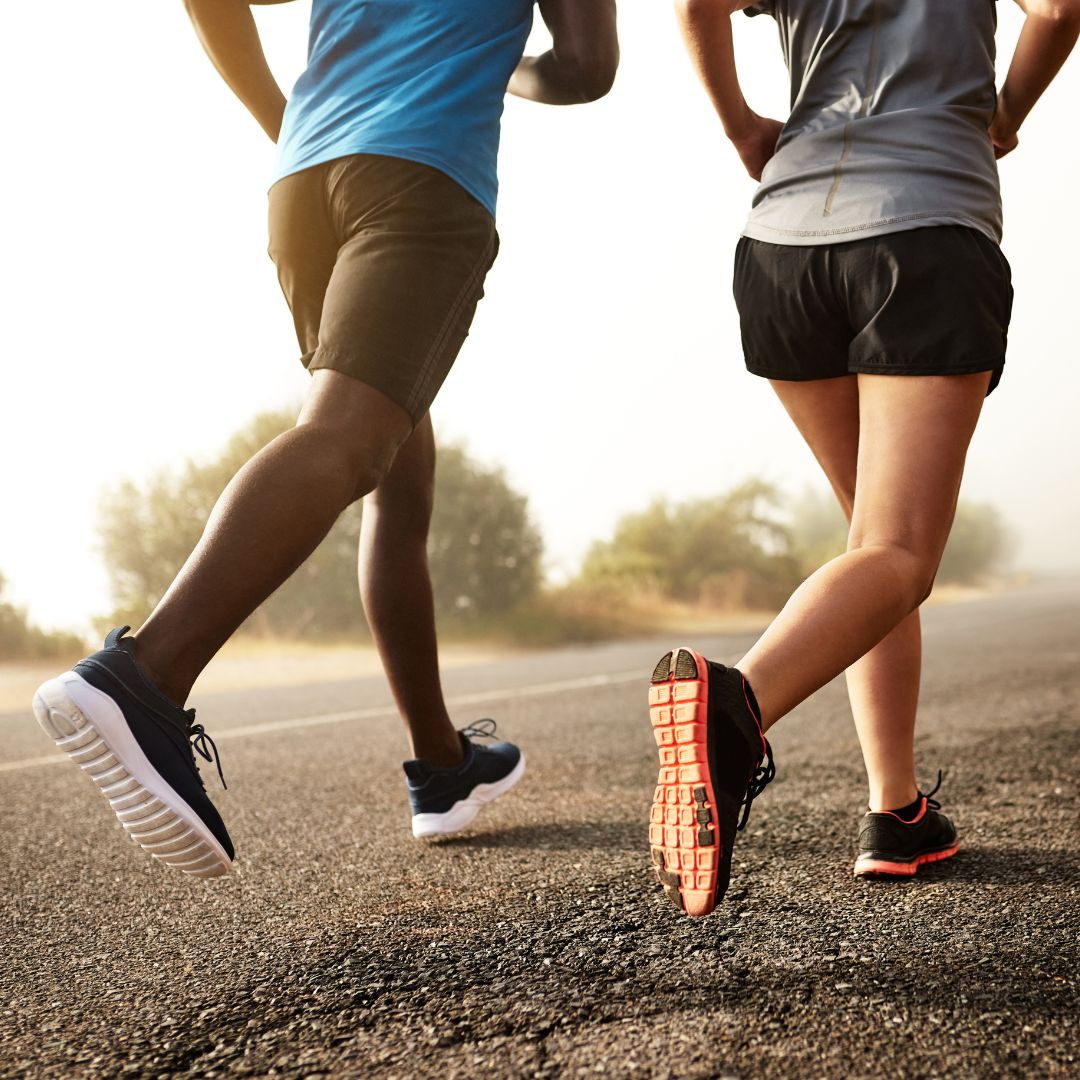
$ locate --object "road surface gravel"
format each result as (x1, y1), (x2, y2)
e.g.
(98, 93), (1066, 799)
(1, 580), (1077, 1078)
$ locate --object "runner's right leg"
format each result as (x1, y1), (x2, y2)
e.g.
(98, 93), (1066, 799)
(134, 371), (413, 707)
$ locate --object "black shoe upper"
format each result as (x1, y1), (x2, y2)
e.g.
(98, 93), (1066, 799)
(74, 627), (234, 860)
(403, 720), (521, 816)
(703, 660), (775, 892)
(858, 776), (956, 863)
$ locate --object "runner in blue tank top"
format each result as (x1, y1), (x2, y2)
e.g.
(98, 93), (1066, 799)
(33, 1), (618, 876)
(641, 0), (1078, 917)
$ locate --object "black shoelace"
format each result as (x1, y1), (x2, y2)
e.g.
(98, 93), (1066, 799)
(922, 769), (944, 810)
(459, 718), (498, 741)
(187, 711), (227, 790)
(737, 738), (775, 832)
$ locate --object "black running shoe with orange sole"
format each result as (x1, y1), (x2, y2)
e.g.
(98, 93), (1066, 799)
(647, 647), (774, 916)
(854, 777), (958, 877)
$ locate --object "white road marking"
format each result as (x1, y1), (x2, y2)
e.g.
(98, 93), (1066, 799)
(0, 669), (646, 774)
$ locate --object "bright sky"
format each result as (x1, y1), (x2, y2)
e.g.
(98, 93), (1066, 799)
(3, 3), (1078, 635)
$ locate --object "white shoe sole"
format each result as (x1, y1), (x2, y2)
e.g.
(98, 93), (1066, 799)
(32, 672), (233, 878)
(411, 754), (526, 839)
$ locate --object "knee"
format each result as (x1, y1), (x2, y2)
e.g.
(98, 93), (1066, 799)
(847, 534), (939, 609)
(294, 424), (401, 506)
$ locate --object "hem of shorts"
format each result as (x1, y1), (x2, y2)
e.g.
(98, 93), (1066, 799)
(741, 213), (1001, 247)
(305, 347), (420, 426)
(747, 359), (1004, 382)
(270, 146), (497, 220)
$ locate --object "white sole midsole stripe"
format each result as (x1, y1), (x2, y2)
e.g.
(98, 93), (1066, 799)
(1, 669), (645, 775)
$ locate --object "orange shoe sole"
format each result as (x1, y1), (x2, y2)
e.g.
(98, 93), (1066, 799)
(853, 841), (960, 877)
(647, 647), (721, 917)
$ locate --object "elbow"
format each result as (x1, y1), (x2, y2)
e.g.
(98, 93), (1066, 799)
(560, 46), (620, 102)
(1026, 0), (1080, 24)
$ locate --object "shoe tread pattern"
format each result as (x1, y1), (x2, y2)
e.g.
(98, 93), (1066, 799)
(647, 647), (720, 916)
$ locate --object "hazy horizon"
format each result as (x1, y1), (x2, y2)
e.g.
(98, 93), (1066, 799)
(4, 3), (1078, 636)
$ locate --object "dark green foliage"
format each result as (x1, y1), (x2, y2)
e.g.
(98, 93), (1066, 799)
(0, 575), (85, 661)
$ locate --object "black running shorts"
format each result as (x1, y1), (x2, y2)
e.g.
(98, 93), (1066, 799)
(733, 225), (1013, 394)
(268, 154), (499, 424)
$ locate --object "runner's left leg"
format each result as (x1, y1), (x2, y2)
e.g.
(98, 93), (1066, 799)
(357, 414), (463, 769)
(768, 377), (920, 812)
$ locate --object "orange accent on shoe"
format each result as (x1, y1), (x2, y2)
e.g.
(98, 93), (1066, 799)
(875, 797), (929, 825)
(648, 646), (719, 918)
(853, 840), (960, 878)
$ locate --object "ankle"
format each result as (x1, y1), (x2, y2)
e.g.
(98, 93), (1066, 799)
(130, 637), (191, 709)
(409, 729), (465, 770)
(868, 783), (919, 814)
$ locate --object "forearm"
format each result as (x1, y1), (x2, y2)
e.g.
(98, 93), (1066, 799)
(184, 0), (287, 141)
(509, 52), (612, 104)
(508, 0), (618, 105)
(998, 4), (1080, 132)
(676, 0), (755, 138)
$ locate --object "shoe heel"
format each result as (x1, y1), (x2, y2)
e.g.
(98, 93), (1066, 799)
(33, 677), (90, 741)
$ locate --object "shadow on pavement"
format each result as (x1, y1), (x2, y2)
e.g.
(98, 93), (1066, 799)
(912, 844), (1080, 886)
(435, 819), (641, 853)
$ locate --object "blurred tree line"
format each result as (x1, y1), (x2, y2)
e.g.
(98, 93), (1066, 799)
(576, 486), (1015, 612)
(0, 576), (84, 660)
(97, 409), (542, 639)
(93, 409), (1015, 644)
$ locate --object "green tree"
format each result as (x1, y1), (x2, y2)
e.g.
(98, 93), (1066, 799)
(579, 481), (802, 609)
(429, 446), (544, 621)
(0, 575), (85, 661)
(98, 411), (543, 638)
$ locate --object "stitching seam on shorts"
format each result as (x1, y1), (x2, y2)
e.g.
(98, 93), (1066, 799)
(405, 232), (496, 417)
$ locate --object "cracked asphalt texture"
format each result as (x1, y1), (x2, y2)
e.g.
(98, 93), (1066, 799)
(2, 579), (1078, 1079)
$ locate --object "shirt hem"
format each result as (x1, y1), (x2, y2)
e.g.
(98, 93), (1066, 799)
(742, 213), (1001, 247)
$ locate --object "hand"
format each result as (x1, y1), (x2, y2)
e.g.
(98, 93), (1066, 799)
(988, 98), (1019, 160)
(729, 114), (785, 181)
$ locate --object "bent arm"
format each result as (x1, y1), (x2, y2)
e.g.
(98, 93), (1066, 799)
(675, 0), (760, 137)
(183, 0), (289, 142)
(508, 0), (619, 104)
(675, 0), (785, 179)
(993, 0), (1080, 154)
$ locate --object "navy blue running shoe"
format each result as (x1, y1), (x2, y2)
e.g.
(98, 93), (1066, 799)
(32, 627), (234, 878)
(403, 719), (525, 838)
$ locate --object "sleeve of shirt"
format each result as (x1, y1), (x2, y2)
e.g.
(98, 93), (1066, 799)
(744, 2), (776, 16)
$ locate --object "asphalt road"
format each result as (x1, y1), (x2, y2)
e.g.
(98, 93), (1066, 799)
(2, 580), (1078, 1079)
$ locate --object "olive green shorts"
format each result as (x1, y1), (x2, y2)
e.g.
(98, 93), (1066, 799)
(268, 154), (499, 424)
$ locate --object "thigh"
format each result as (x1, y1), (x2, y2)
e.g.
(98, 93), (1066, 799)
(313, 156), (499, 426)
(769, 376), (860, 519)
(850, 372), (991, 564)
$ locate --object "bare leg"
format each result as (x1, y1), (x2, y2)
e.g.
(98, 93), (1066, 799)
(358, 415), (463, 768)
(135, 371), (413, 704)
(769, 378), (921, 811)
(738, 372), (991, 740)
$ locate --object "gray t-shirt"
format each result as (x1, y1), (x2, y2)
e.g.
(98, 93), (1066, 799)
(743, 0), (1002, 246)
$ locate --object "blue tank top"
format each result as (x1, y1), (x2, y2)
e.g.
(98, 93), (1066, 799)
(274, 0), (536, 217)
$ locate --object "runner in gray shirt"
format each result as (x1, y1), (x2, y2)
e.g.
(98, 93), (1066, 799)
(643, 0), (1079, 917)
